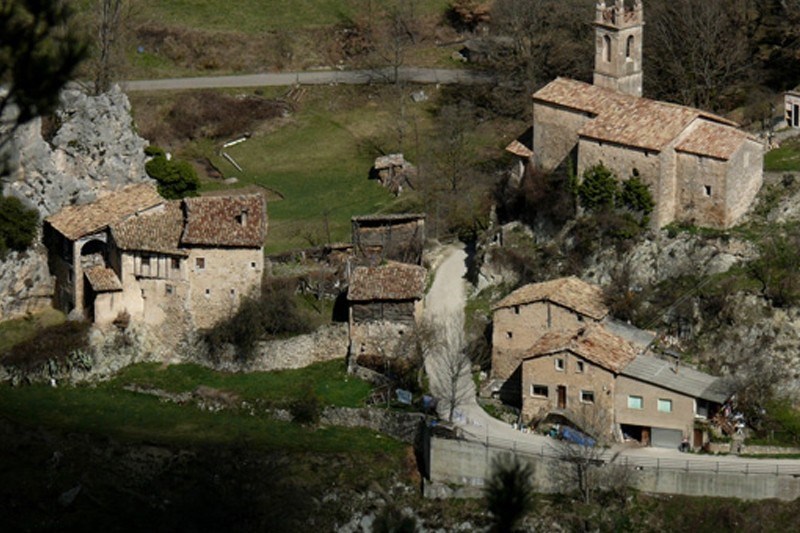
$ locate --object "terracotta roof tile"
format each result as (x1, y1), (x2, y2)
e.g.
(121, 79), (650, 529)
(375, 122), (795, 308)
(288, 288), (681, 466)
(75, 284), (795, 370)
(46, 183), (163, 240)
(492, 277), (608, 320)
(84, 266), (122, 293)
(675, 120), (753, 161)
(533, 78), (741, 154)
(523, 323), (638, 373)
(112, 201), (186, 255)
(348, 261), (427, 301)
(181, 193), (266, 248)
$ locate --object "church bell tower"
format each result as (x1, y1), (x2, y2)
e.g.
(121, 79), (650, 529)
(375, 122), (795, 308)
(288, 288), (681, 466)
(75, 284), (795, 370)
(593, 0), (643, 97)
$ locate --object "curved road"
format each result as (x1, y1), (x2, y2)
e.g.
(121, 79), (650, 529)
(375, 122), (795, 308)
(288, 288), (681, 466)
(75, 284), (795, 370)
(424, 243), (800, 473)
(122, 67), (495, 92)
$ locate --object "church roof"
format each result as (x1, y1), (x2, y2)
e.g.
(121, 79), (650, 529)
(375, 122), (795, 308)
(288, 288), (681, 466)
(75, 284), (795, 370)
(46, 183), (163, 240)
(533, 78), (744, 155)
(674, 120), (753, 161)
(492, 276), (608, 320)
(523, 323), (638, 374)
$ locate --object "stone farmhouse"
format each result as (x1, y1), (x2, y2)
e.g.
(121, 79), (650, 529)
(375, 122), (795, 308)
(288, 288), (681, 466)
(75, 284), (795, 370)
(44, 183), (266, 329)
(346, 261), (427, 365)
(489, 277), (610, 402)
(512, 0), (763, 229)
(522, 324), (732, 449)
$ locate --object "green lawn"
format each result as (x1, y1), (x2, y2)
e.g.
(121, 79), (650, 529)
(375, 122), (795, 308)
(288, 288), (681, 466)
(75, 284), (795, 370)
(0, 309), (65, 354)
(197, 89), (415, 252)
(0, 359), (395, 453)
(765, 137), (800, 172)
(136, 0), (450, 33)
(110, 358), (370, 407)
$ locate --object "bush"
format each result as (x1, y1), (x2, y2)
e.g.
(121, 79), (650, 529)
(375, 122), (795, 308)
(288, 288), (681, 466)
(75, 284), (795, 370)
(748, 233), (800, 308)
(144, 146), (200, 200)
(0, 193), (39, 259)
(1, 320), (90, 369)
(204, 278), (313, 362)
(578, 164), (618, 212)
(290, 384), (321, 425)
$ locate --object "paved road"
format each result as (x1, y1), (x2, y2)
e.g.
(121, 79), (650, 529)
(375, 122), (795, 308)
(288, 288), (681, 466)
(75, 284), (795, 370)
(423, 243), (800, 473)
(121, 67), (496, 92)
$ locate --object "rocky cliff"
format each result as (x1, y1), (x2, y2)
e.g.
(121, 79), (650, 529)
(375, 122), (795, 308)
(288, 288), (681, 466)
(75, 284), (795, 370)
(0, 86), (152, 320)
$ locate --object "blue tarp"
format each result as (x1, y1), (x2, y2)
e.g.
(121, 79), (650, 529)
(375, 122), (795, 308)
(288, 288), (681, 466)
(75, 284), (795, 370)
(560, 426), (596, 447)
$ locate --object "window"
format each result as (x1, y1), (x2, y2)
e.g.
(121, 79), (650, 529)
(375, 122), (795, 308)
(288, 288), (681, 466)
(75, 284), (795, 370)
(628, 395), (643, 409)
(577, 315), (585, 323)
(506, 331), (513, 339)
(250, 261), (257, 269)
(658, 399), (673, 413)
(531, 385), (549, 398)
(235, 210), (248, 226)
(704, 185), (712, 197)
(171, 257), (180, 270)
(603, 35), (612, 62)
(513, 305), (520, 315)
(581, 390), (595, 404)
(555, 358), (565, 371)
(196, 257), (205, 270)
(230, 289), (236, 296)
(141, 256), (151, 267)
(576, 361), (585, 373)
(205, 288), (211, 296)
(626, 35), (634, 58)
(165, 284), (174, 295)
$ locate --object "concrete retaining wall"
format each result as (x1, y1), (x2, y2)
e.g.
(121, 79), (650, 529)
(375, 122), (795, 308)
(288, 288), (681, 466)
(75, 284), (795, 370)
(425, 436), (800, 501)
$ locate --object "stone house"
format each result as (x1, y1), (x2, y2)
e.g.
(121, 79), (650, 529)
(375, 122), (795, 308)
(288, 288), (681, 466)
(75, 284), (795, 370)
(44, 183), (266, 329)
(489, 277), (609, 403)
(516, 0), (763, 230)
(785, 90), (800, 129)
(521, 324), (732, 449)
(351, 214), (425, 266)
(347, 261), (427, 364)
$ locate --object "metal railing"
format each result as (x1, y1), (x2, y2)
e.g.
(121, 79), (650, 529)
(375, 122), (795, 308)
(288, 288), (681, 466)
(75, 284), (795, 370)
(453, 433), (800, 477)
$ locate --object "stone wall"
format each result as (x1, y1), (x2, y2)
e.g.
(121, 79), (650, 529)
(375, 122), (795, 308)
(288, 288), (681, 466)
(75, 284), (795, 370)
(532, 103), (590, 173)
(321, 407), (424, 444)
(246, 324), (349, 372)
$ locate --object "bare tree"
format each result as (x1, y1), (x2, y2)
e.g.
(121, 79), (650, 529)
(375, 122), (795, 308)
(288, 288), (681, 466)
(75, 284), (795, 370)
(646, 0), (752, 111)
(424, 317), (474, 422)
(92, 0), (128, 95)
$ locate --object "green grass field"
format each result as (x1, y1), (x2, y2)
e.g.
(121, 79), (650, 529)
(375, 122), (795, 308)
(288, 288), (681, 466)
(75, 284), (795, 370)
(0, 359), (394, 453)
(136, 0), (450, 33)
(765, 137), (800, 172)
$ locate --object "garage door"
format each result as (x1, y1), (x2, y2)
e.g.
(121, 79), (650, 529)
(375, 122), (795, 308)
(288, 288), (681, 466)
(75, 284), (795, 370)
(651, 427), (683, 449)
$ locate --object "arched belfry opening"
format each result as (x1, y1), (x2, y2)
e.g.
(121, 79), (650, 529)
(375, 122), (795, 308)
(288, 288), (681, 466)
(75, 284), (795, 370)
(593, 0), (644, 97)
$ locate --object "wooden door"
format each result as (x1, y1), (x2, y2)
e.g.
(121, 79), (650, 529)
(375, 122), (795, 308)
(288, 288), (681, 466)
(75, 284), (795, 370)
(557, 386), (567, 409)
(641, 427), (651, 446)
(693, 428), (703, 449)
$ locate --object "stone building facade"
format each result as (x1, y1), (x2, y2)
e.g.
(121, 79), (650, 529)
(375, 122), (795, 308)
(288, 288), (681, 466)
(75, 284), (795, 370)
(347, 261), (427, 364)
(44, 184), (266, 330)
(514, 0), (764, 230)
(489, 277), (609, 403)
(521, 324), (732, 448)
(786, 90), (800, 129)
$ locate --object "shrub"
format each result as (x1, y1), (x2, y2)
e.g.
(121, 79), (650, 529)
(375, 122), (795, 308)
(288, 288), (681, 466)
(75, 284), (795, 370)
(144, 146), (200, 200)
(1, 320), (91, 369)
(578, 164), (618, 212)
(619, 175), (655, 218)
(486, 454), (536, 533)
(290, 384), (321, 425)
(748, 233), (800, 308)
(204, 278), (313, 362)
(0, 193), (39, 259)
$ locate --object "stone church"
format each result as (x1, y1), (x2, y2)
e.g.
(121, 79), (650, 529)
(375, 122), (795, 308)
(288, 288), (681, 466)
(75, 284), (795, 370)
(514, 0), (763, 229)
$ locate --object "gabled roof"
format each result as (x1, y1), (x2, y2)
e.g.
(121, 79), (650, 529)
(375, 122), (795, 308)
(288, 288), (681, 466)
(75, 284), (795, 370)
(181, 193), (266, 248)
(112, 201), (186, 255)
(46, 183), (163, 240)
(348, 261), (427, 302)
(621, 354), (733, 404)
(523, 323), (638, 374)
(675, 120), (754, 161)
(492, 276), (608, 321)
(84, 266), (122, 293)
(532, 77), (744, 155)
(505, 126), (534, 158)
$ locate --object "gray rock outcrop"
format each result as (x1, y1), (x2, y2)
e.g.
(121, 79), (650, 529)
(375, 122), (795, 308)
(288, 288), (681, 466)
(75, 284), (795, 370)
(1, 85), (150, 218)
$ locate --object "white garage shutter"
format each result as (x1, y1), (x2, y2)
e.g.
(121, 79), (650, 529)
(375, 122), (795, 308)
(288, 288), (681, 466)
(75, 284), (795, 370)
(651, 427), (683, 449)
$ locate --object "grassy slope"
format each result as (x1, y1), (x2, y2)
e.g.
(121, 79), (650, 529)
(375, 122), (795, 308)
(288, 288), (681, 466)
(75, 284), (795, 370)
(137, 0), (451, 32)
(0, 360), (394, 453)
(765, 137), (800, 172)
(0, 309), (65, 354)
